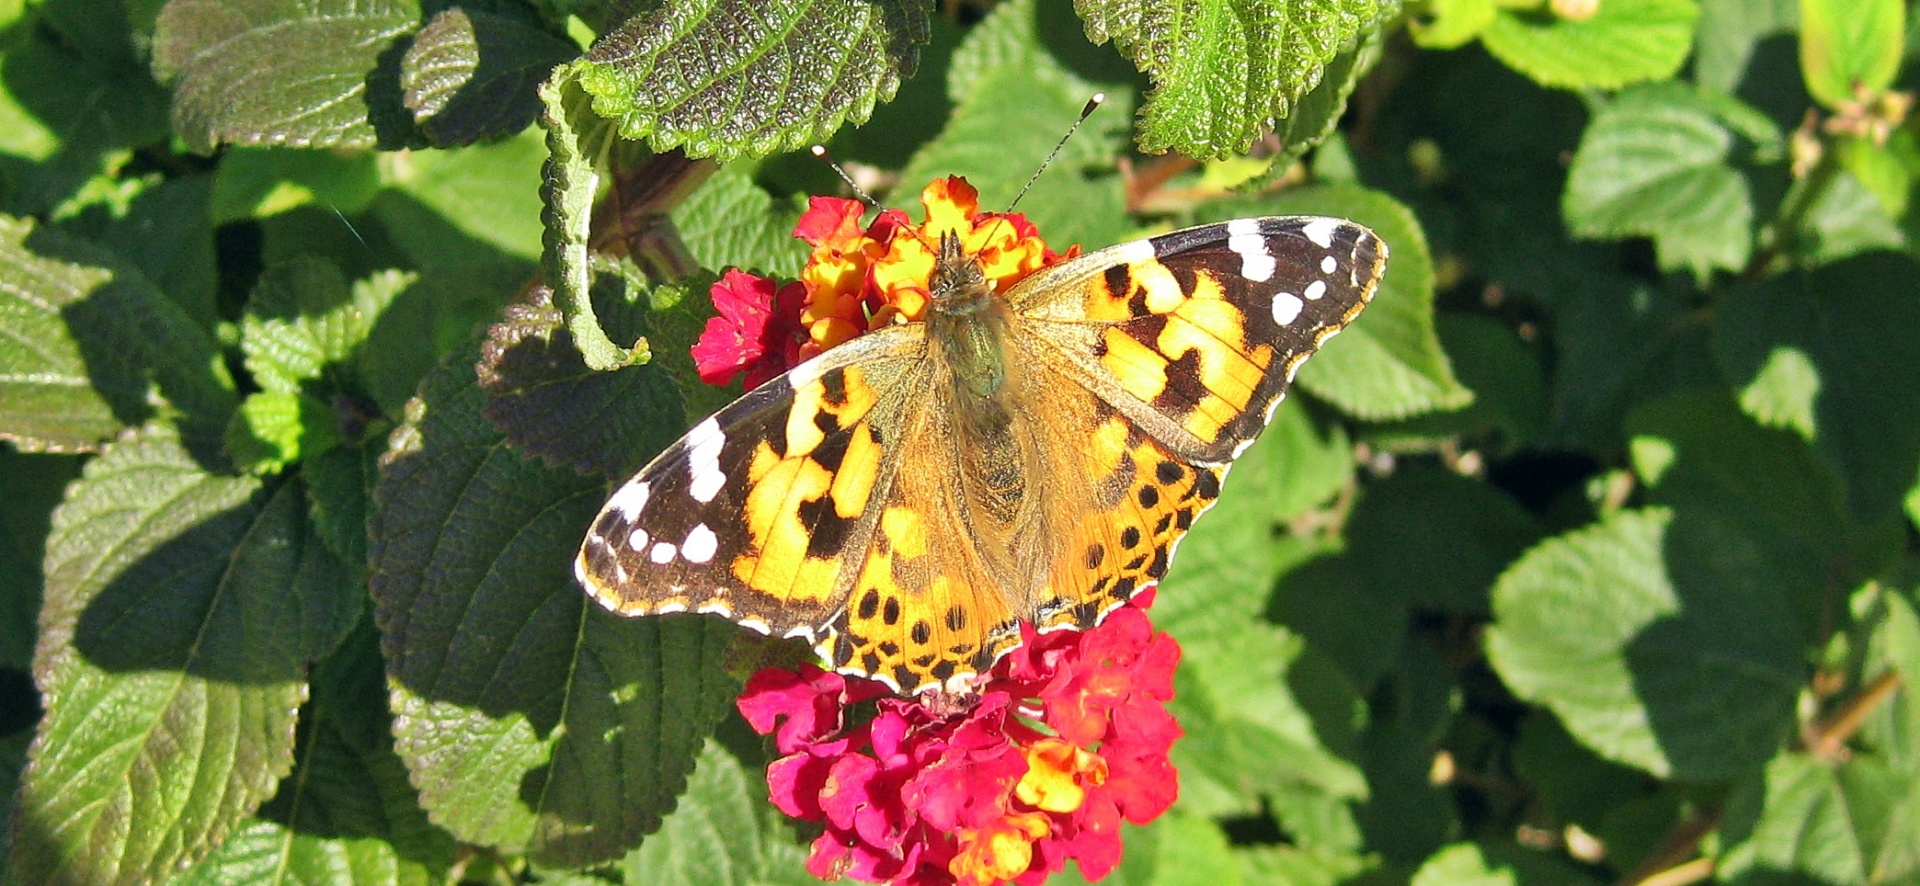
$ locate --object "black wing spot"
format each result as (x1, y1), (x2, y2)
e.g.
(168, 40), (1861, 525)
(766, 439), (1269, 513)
(1103, 264), (1132, 303)
(1121, 526), (1143, 549)
(857, 588), (880, 620)
(800, 495), (851, 559)
(1148, 547), (1170, 578)
(911, 620), (932, 645)
(1176, 509), (1195, 531)
(1084, 542), (1106, 569)
(1138, 485), (1160, 508)
(1194, 469), (1222, 501)
(932, 660), (958, 683)
(882, 597), (902, 625)
(1154, 513), (1173, 535)
(1113, 576), (1138, 599)
(1155, 460), (1184, 484)
(944, 606), (968, 631)
(878, 641), (901, 657)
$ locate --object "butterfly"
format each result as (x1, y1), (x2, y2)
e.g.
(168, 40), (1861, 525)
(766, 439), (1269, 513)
(577, 214), (1385, 693)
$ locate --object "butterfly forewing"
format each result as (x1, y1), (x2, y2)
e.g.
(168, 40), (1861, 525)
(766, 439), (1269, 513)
(577, 216), (1386, 694)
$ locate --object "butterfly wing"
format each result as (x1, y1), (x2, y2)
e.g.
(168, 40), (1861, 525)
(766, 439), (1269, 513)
(1006, 217), (1386, 630)
(576, 327), (931, 644)
(1013, 216), (1386, 463)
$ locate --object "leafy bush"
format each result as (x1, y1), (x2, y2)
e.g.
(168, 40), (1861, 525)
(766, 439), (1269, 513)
(2, 0), (1918, 883)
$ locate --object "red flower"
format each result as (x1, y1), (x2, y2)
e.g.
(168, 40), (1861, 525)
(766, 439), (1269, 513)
(737, 592), (1183, 886)
(691, 177), (1077, 388)
(691, 269), (810, 389)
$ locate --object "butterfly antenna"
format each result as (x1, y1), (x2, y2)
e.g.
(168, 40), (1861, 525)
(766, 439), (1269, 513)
(810, 145), (882, 210)
(1006, 92), (1105, 214)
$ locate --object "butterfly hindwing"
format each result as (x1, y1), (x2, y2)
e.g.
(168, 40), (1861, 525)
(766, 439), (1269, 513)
(576, 328), (928, 643)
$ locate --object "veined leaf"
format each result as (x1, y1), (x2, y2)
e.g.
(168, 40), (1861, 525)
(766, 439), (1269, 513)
(10, 427), (358, 884)
(369, 343), (738, 867)
(1480, 0), (1699, 90)
(152, 0), (421, 152)
(576, 0), (931, 160)
(401, 7), (579, 146)
(1798, 0), (1903, 108)
(1075, 0), (1389, 158)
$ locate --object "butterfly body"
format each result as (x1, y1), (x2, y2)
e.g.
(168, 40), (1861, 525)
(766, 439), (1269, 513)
(578, 216), (1386, 693)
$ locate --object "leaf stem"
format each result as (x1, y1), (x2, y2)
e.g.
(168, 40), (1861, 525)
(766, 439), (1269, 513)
(1744, 135), (1842, 277)
(539, 64), (635, 371)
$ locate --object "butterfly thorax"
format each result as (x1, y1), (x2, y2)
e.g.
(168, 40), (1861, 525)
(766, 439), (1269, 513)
(924, 233), (1047, 581)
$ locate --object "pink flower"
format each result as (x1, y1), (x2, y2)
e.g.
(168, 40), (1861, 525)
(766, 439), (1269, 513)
(737, 593), (1183, 886)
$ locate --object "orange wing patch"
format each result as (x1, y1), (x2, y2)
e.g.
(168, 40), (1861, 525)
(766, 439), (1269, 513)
(1093, 259), (1273, 445)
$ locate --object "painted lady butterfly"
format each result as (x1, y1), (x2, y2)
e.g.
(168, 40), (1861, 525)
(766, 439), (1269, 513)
(578, 214), (1385, 693)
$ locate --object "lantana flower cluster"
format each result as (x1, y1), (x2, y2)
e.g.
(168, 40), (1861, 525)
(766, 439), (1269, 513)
(737, 594), (1182, 886)
(696, 175), (1182, 885)
(692, 177), (1075, 389)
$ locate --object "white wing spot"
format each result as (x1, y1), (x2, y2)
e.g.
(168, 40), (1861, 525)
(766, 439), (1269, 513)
(682, 523), (718, 564)
(696, 600), (734, 617)
(1272, 291), (1305, 325)
(1303, 218), (1340, 248)
(649, 541), (677, 564)
(625, 528), (651, 552)
(656, 602), (688, 614)
(738, 618), (773, 635)
(1321, 255), (1338, 274)
(1304, 280), (1327, 301)
(607, 481), (651, 520)
(685, 417), (727, 503)
(1226, 219), (1276, 282)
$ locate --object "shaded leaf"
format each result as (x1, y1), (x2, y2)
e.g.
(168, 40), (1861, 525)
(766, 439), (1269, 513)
(1485, 505), (1803, 779)
(1076, 0), (1388, 158)
(0, 215), (235, 457)
(10, 427), (358, 884)
(226, 389), (345, 474)
(670, 166), (806, 280)
(307, 439), (379, 571)
(153, 0), (421, 153)
(1409, 0), (1495, 49)
(211, 148), (383, 225)
(899, 0), (1133, 251)
(576, 0), (930, 160)
(97, 175), (219, 328)
(1480, 0), (1699, 90)
(1712, 252), (1920, 528)
(175, 621), (456, 886)
(1197, 184), (1469, 420)
(623, 740), (814, 886)
(476, 282), (687, 481)
(368, 343), (738, 867)
(1344, 466), (1543, 615)
(0, 447), (83, 671)
(241, 258), (416, 400)
(402, 7), (579, 146)
(374, 128), (548, 263)
(1562, 82), (1758, 279)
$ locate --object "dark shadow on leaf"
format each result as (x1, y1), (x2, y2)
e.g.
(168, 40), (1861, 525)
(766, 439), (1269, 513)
(404, 7), (579, 147)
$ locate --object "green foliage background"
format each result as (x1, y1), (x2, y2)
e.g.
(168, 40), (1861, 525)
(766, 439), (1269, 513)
(2, 0), (1919, 883)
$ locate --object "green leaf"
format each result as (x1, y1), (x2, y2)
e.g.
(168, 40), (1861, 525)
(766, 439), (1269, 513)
(0, 1), (171, 214)
(1076, 0), (1388, 158)
(241, 257), (416, 398)
(0, 214), (235, 458)
(1794, 167), (1907, 263)
(401, 7), (579, 147)
(1860, 585), (1920, 777)
(476, 281), (689, 481)
(899, 0), (1133, 251)
(1261, 399), (1354, 521)
(1051, 812), (1243, 886)
(1344, 466), (1543, 614)
(1368, 313), (1549, 451)
(152, 0), (421, 152)
(212, 148), (383, 225)
(623, 740), (814, 886)
(374, 128), (549, 264)
(1410, 0), (1497, 48)
(1836, 133), (1911, 217)
(1485, 505), (1804, 779)
(96, 175), (220, 329)
(1717, 752), (1920, 884)
(368, 343), (739, 867)
(174, 622), (457, 885)
(670, 166), (806, 280)
(1712, 252), (1920, 528)
(1562, 82), (1758, 280)
(227, 389), (345, 474)
(10, 427), (359, 884)
(1798, 0), (1904, 108)
(1693, 0), (1798, 97)
(1247, 27), (1383, 184)
(1410, 843), (1513, 886)
(1544, 275), (1718, 451)
(575, 0), (930, 160)
(1197, 184), (1469, 420)
(307, 440), (379, 571)
(1157, 413), (1366, 824)
(1512, 713), (1647, 831)
(1480, 0), (1699, 90)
